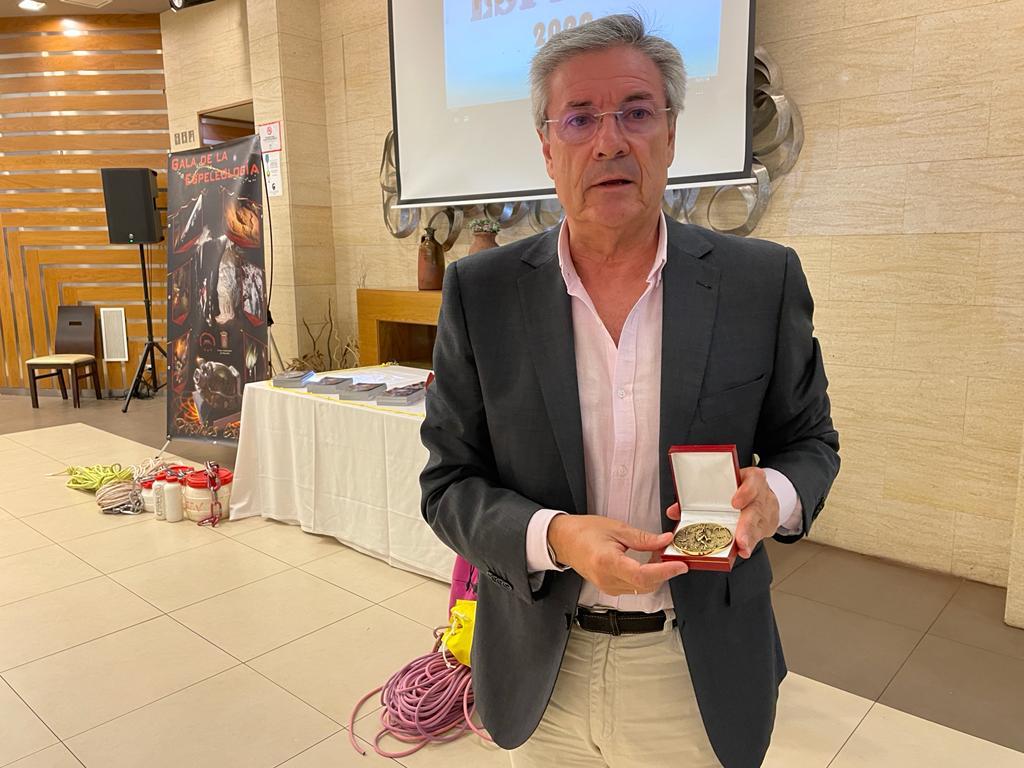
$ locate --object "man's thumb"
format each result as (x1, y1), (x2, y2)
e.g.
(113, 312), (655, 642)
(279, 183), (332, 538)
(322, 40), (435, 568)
(619, 527), (673, 552)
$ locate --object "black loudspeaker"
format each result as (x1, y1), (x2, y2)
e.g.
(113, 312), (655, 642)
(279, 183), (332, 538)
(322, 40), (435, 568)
(100, 168), (163, 245)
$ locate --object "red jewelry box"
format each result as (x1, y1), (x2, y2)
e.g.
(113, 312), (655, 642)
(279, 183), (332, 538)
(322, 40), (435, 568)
(661, 444), (741, 572)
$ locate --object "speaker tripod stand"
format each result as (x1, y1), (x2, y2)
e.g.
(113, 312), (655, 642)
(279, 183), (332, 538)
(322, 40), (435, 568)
(123, 242), (166, 413)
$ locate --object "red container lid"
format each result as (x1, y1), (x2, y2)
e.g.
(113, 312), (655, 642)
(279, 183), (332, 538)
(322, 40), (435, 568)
(185, 468), (234, 489)
(141, 478), (154, 489)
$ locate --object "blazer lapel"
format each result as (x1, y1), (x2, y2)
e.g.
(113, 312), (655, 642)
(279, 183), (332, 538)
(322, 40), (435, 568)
(659, 222), (719, 531)
(517, 233), (588, 516)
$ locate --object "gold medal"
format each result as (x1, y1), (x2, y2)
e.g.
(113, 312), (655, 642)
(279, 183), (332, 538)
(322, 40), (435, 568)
(673, 523), (734, 556)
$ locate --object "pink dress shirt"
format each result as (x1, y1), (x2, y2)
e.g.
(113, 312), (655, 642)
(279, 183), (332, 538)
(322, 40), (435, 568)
(526, 214), (802, 612)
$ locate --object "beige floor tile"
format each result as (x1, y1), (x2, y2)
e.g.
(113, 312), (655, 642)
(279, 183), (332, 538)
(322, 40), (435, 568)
(0, 507), (11, 521)
(20, 501), (150, 542)
(0, 545), (100, 607)
(249, 605), (434, 724)
(352, 709), (506, 768)
(277, 730), (400, 767)
(17, 432), (150, 464)
(3, 743), (84, 768)
(763, 673), (873, 767)
(301, 548), (426, 603)
(0, 435), (19, 452)
(215, 514), (274, 537)
(235, 520), (345, 566)
(831, 704), (1024, 767)
(58, 444), (164, 469)
(0, 456), (67, 493)
(61, 518), (220, 573)
(4, 424), (103, 451)
(0, 678), (58, 766)
(111, 538), (289, 612)
(4, 616), (236, 739)
(63, 665), (340, 768)
(0, 449), (65, 472)
(0, 483), (96, 518)
(380, 580), (452, 629)
(171, 569), (370, 661)
(0, 519), (52, 559)
(0, 577), (159, 672)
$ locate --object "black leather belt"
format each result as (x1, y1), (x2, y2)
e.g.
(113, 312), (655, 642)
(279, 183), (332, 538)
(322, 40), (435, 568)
(575, 607), (675, 636)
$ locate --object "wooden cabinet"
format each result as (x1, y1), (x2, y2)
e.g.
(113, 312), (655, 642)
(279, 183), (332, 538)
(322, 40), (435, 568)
(356, 288), (441, 367)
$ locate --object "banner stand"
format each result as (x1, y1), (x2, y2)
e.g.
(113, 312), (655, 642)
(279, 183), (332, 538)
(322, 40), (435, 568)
(165, 135), (269, 446)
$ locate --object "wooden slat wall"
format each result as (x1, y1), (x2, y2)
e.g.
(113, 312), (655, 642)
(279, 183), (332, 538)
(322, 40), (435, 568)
(0, 14), (169, 393)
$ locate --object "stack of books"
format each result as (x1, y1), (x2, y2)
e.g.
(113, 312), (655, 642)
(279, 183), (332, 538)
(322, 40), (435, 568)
(306, 376), (353, 394)
(338, 382), (387, 401)
(376, 382), (427, 406)
(272, 370), (314, 388)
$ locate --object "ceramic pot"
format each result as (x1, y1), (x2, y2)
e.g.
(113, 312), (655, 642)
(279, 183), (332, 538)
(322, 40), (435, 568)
(418, 226), (445, 290)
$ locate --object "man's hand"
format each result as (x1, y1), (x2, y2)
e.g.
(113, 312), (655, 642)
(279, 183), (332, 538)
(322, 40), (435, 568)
(665, 466), (780, 559)
(548, 515), (688, 596)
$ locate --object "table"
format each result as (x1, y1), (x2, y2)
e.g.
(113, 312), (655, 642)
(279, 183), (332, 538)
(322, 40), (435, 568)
(230, 366), (455, 582)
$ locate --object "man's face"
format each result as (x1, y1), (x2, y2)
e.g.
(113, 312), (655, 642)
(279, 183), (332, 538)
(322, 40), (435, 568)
(539, 45), (676, 230)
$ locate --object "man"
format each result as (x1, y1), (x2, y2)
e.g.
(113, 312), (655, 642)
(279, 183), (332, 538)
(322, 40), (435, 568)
(420, 14), (839, 768)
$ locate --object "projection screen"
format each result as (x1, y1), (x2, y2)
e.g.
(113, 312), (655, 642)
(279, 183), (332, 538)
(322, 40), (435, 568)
(389, 0), (754, 206)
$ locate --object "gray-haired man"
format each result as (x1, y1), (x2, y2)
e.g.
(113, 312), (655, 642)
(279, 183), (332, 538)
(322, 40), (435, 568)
(421, 14), (839, 768)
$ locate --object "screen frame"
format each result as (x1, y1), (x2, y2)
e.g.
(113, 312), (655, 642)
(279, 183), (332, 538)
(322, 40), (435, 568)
(387, 0), (756, 207)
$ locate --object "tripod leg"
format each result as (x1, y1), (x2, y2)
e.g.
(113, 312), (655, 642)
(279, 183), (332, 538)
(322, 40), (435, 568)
(149, 342), (167, 391)
(146, 343), (158, 391)
(123, 343), (149, 413)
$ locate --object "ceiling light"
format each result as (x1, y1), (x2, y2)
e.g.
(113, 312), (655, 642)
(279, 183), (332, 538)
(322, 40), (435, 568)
(19, 1), (47, 11)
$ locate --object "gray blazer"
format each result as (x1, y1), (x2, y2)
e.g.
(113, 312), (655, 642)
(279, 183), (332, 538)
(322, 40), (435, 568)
(420, 217), (840, 768)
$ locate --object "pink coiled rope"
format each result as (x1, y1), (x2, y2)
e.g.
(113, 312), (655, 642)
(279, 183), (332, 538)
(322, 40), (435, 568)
(348, 628), (491, 758)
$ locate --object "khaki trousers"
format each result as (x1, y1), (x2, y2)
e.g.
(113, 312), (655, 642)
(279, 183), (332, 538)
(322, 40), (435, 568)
(509, 617), (722, 768)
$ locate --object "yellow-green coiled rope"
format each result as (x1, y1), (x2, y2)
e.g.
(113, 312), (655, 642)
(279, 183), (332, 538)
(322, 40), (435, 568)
(61, 463), (134, 491)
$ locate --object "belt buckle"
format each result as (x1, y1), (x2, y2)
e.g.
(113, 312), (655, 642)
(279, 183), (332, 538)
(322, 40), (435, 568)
(607, 611), (621, 637)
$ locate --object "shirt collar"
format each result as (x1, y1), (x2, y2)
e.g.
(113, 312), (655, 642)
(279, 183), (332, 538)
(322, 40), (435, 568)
(557, 212), (668, 298)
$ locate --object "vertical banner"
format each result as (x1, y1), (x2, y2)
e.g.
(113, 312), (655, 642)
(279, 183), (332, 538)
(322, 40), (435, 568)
(166, 135), (267, 443)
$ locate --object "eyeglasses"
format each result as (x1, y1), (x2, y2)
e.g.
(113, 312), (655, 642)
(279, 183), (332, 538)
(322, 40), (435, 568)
(544, 101), (672, 144)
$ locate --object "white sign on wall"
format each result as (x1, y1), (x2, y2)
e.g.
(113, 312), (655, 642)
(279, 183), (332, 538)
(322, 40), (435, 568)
(262, 151), (283, 197)
(258, 121), (282, 153)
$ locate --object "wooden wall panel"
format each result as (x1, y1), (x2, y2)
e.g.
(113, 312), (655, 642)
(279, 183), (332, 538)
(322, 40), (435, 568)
(0, 95), (168, 112)
(0, 115), (169, 132)
(0, 53), (164, 75)
(0, 14), (169, 394)
(0, 32), (162, 54)
(0, 134), (170, 152)
(0, 73), (165, 94)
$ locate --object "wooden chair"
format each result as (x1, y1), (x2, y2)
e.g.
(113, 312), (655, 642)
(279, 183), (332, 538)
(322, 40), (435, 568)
(26, 305), (103, 408)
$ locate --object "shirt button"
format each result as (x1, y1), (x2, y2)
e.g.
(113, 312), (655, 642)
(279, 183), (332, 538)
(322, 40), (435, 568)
(615, 465), (627, 478)
(617, 389), (626, 399)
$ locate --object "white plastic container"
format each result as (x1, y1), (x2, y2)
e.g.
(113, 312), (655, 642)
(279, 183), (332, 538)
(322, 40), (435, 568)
(183, 468), (234, 522)
(153, 478), (166, 520)
(140, 479), (156, 514)
(164, 477), (184, 523)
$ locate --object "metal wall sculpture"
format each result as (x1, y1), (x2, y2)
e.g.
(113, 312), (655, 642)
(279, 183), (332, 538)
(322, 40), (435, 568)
(380, 47), (802, 241)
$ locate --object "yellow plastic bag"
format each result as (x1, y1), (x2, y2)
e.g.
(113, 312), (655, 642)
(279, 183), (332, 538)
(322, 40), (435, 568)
(439, 599), (476, 667)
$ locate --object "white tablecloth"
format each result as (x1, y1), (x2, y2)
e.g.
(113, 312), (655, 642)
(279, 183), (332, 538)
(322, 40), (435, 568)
(230, 366), (455, 582)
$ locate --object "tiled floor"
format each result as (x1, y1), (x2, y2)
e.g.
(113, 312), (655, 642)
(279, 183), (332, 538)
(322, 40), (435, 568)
(1, 397), (1024, 766)
(0, 391), (236, 470)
